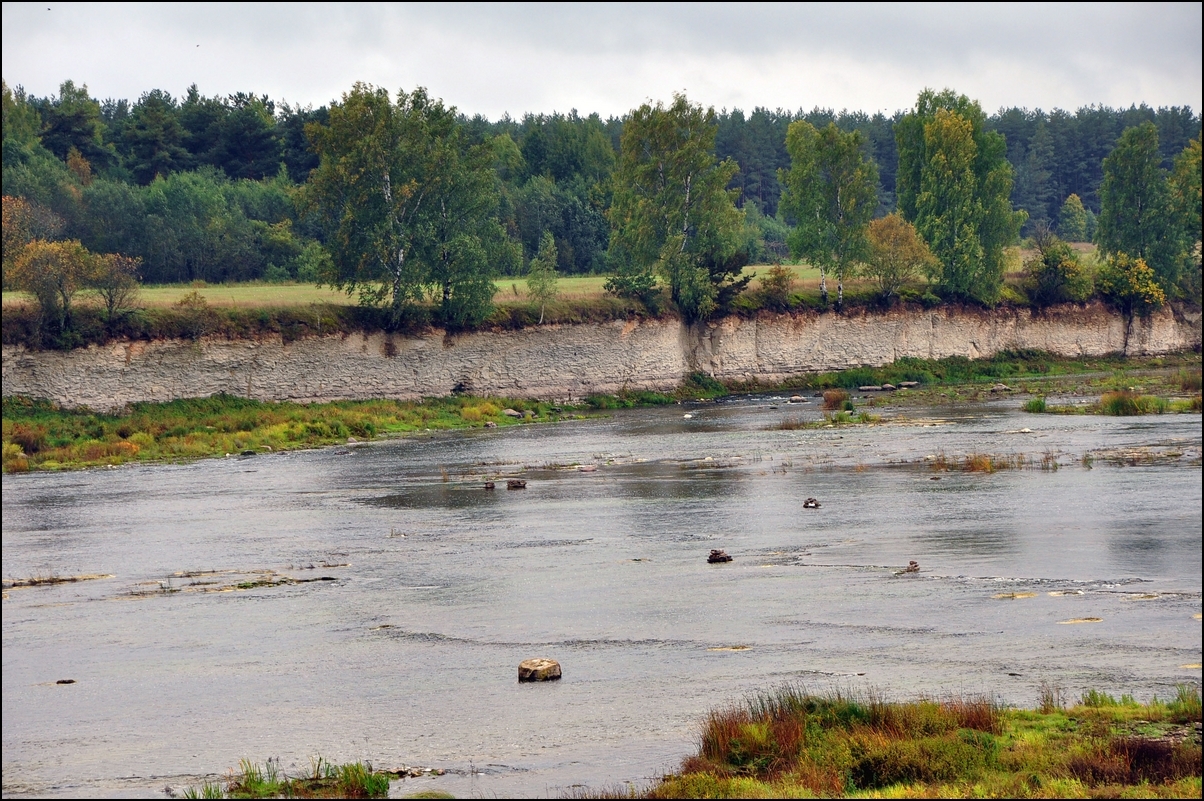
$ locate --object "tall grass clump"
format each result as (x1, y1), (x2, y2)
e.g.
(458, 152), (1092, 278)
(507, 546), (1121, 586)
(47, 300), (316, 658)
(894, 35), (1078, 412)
(1023, 396), (1047, 413)
(1098, 390), (1168, 415)
(822, 388), (851, 411)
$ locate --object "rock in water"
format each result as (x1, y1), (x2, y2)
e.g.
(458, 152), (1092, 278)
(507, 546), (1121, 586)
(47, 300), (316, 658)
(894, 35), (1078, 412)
(708, 549), (733, 563)
(518, 658), (561, 682)
(803, 498), (821, 509)
(507, 479), (527, 489)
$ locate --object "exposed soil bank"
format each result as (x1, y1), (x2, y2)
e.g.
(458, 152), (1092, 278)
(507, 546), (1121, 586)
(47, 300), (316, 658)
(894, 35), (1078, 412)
(3, 302), (1199, 412)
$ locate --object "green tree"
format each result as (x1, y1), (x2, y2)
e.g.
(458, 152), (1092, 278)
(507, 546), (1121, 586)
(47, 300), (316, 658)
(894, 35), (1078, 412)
(896, 89), (1025, 303)
(779, 121), (878, 308)
(1097, 122), (1180, 293)
(526, 230), (559, 323)
(1169, 132), (1202, 300)
(862, 213), (935, 303)
(306, 84), (506, 327)
(606, 94), (743, 322)
(1023, 223), (1092, 307)
(1097, 253), (1166, 322)
(121, 89), (190, 184)
(1058, 193), (1088, 241)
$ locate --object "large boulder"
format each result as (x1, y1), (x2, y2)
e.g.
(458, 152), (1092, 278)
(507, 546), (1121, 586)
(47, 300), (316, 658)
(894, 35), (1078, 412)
(518, 658), (561, 682)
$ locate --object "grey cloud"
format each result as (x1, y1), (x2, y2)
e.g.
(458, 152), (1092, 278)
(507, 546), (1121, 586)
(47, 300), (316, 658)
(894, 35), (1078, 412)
(3, 2), (1199, 117)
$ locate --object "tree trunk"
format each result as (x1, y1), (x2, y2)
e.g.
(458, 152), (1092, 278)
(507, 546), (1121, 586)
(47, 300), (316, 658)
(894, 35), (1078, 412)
(819, 265), (828, 306)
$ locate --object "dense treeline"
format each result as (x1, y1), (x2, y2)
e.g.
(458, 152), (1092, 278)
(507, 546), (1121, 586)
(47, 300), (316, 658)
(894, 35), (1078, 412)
(4, 78), (1198, 287)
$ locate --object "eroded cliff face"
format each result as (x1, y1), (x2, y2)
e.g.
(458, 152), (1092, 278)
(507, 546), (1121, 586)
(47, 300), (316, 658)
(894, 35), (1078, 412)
(3, 303), (1199, 412)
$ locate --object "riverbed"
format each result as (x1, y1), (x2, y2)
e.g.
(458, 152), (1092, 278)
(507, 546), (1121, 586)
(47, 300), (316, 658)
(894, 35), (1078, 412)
(2, 394), (1201, 797)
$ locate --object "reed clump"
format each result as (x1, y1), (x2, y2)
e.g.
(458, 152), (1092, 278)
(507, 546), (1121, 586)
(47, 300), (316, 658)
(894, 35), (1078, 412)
(184, 756), (393, 799)
(623, 684), (1202, 799)
(822, 389), (852, 411)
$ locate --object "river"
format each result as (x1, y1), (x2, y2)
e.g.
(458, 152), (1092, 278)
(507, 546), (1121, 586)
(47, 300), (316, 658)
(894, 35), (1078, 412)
(2, 394), (1201, 797)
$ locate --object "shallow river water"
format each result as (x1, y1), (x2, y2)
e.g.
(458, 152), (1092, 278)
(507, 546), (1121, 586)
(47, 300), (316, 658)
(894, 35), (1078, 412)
(2, 394), (1201, 798)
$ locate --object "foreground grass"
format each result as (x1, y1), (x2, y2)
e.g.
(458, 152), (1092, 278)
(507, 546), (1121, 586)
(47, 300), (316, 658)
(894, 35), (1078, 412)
(1, 393), (569, 473)
(184, 756), (405, 799)
(601, 685), (1202, 799)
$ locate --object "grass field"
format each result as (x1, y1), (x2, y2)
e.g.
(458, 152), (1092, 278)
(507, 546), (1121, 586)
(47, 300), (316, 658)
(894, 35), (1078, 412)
(0, 264), (831, 310)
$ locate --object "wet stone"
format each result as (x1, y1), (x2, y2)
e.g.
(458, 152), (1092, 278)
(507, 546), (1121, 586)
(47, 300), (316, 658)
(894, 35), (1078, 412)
(518, 658), (561, 682)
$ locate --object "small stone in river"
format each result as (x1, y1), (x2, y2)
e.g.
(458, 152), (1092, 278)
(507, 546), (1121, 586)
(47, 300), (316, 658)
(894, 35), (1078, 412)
(56, 679), (76, 684)
(859, 385), (882, 392)
(904, 560), (920, 573)
(503, 408), (522, 417)
(507, 479), (527, 489)
(789, 395), (804, 403)
(708, 549), (733, 563)
(991, 383), (1011, 392)
(881, 383), (896, 391)
(518, 658), (561, 682)
(803, 498), (820, 509)
(899, 381), (919, 388)
(484, 481), (495, 490)
(484, 421), (498, 428)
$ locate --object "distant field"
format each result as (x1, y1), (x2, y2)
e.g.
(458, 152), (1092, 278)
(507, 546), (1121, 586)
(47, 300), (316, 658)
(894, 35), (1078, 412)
(2, 264), (828, 309)
(5, 250), (1069, 310)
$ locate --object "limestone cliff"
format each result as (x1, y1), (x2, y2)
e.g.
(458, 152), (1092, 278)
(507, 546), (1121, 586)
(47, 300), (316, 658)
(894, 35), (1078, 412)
(3, 303), (1198, 412)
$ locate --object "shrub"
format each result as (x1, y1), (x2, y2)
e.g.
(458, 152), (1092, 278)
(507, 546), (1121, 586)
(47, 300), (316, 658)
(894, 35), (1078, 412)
(1023, 396), (1047, 413)
(822, 389), (849, 410)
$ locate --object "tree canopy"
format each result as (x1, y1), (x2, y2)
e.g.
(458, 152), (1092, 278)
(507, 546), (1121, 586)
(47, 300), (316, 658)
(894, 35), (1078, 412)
(606, 94), (743, 321)
(895, 89), (1026, 303)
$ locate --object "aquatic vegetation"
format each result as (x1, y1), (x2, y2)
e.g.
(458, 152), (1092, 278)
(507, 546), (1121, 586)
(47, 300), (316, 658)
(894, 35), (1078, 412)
(606, 685), (1203, 799)
(183, 756), (401, 799)
(1025, 389), (1201, 416)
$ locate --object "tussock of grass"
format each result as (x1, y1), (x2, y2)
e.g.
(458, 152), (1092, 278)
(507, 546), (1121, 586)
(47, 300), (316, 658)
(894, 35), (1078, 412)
(1, 393), (568, 473)
(1026, 389), (1201, 416)
(605, 685), (1203, 799)
(184, 756), (394, 799)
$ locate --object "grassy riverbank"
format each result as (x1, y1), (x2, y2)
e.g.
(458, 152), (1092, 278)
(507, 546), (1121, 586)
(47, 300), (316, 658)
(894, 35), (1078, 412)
(1, 393), (569, 473)
(3, 352), (1199, 474)
(602, 685), (1202, 799)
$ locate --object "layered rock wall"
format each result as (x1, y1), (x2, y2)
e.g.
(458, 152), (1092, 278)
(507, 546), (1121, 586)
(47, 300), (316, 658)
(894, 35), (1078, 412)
(3, 303), (1198, 412)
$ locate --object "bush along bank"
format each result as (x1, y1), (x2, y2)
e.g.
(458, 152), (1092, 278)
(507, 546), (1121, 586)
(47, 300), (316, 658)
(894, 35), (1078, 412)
(619, 685), (1202, 799)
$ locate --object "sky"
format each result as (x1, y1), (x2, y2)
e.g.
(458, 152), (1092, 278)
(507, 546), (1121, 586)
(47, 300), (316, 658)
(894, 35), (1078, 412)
(3, 2), (1201, 119)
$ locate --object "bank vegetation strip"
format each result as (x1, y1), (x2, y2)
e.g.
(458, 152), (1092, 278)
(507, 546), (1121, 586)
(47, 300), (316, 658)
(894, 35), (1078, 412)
(585, 685), (1203, 799)
(2, 352), (1198, 474)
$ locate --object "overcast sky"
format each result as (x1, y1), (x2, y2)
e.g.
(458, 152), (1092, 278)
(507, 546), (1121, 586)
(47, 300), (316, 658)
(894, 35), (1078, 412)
(3, 2), (1200, 118)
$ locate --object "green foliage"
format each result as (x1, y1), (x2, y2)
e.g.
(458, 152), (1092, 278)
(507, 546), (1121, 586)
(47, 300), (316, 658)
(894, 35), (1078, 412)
(1097, 253), (1166, 316)
(643, 686), (1201, 799)
(526, 230), (559, 323)
(1023, 224), (1092, 306)
(755, 265), (794, 312)
(779, 121), (878, 307)
(862, 213), (936, 302)
(1098, 123), (1182, 294)
(1, 392), (562, 472)
(1023, 397), (1047, 413)
(1058, 193), (1088, 241)
(896, 90), (1026, 304)
(606, 94), (743, 322)
(1169, 133), (1202, 302)
(305, 84), (509, 327)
